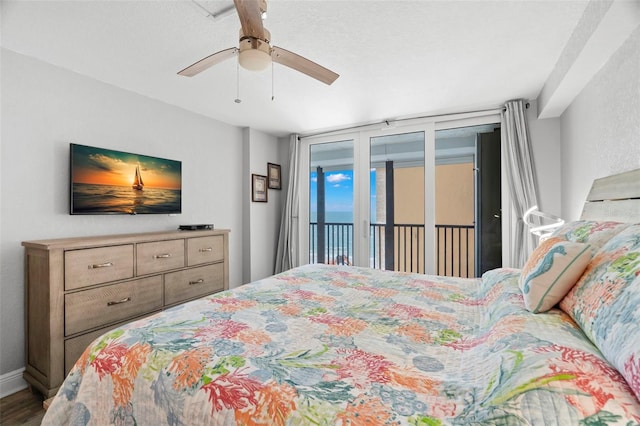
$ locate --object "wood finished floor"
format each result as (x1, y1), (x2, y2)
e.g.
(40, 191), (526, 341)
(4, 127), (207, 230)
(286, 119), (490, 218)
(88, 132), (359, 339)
(0, 388), (45, 425)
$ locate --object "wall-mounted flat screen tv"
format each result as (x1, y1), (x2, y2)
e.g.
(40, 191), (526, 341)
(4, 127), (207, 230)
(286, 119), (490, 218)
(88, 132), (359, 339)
(70, 143), (182, 215)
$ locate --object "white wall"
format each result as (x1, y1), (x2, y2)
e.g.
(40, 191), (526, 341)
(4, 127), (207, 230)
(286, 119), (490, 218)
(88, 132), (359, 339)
(559, 26), (640, 220)
(527, 101), (562, 217)
(0, 49), (249, 387)
(241, 128), (284, 283)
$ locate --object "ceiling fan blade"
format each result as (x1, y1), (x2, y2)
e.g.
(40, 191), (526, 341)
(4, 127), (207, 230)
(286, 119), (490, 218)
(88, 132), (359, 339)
(271, 46), (339, 85)
(177, 47), (238, 77)
(233, 0), (265, 40)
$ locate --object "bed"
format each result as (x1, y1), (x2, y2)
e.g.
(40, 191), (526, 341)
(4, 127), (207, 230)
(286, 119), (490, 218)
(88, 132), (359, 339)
(42, 169), (640, 425)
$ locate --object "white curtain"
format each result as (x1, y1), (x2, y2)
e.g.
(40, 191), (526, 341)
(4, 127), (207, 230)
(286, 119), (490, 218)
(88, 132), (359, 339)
(501, 99), (539, 268)
(274, 134), (300, 273)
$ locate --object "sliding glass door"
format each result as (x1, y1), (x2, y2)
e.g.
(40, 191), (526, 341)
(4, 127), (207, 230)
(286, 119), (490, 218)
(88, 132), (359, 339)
(307, 140), (355, 265)
(299, 114), (504, 275)
(433, 124), (502, 277)
(300, 125), (433, 271)
(369, 131), (425, 273)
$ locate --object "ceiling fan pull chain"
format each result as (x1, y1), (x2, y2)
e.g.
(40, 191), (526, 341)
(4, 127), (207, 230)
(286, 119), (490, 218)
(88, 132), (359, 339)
(271, 60), (275, 101)
(234, 59), (242, 104)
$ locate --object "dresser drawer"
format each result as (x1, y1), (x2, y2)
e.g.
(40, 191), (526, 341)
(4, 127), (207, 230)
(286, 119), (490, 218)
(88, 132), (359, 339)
(65, 245), (134, 290)
(64, 313), (159, 375)
(164, 263), (225, 306)
(187, 235), (224, 266)
(65, 323), (118, 374)
(65, 275), (163, 336)
(136, 239), (185, 275)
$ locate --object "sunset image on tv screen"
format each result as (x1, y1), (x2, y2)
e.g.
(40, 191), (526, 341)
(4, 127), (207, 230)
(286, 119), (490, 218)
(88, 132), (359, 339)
(70, 144), (182, 214)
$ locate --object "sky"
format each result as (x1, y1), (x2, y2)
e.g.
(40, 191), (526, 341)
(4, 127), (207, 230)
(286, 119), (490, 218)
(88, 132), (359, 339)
(71, 144), (181, 189)
(310, 169), (377, 222)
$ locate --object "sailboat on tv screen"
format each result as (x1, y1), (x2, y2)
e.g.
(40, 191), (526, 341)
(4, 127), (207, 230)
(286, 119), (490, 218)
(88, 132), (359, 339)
(132, 165), (144, 190)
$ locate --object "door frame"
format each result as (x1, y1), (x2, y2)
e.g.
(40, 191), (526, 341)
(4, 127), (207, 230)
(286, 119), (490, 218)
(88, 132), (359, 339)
(359, 123), (434, 271)
(299, 131), (359, 266)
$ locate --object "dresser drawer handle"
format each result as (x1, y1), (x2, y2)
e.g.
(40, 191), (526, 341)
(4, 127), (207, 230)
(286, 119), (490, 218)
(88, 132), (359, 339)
(189, 279), (205, 285)
(107, 297), (131, 306)
(154, 253), (172, 259)
(88, 262), (113, 269)
(199, 247), (213, 252)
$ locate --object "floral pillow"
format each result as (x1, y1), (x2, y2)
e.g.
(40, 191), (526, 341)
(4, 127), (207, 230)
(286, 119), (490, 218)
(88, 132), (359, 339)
(549, 220), (630, 254)
(519, 237), (591, 313)
(559, 224), (640, 401)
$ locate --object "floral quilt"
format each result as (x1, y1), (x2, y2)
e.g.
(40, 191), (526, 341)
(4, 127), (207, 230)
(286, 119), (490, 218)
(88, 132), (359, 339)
(43, 264), (640, 425)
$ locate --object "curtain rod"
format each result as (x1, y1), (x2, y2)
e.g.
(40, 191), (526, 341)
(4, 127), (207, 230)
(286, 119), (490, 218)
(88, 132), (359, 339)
(300, 105), (506, 139)
(502, 101), (530, 112)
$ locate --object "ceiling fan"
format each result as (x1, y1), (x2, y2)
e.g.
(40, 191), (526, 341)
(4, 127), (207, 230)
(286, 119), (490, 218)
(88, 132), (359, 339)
(178, 0), (339, 85)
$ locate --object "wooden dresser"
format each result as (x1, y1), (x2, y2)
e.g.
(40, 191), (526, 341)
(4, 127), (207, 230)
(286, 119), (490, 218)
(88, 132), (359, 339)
(22, 229), (229, 397)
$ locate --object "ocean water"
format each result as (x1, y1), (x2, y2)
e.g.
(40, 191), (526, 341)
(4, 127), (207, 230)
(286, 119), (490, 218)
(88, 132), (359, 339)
(310, 211), (395, 267)
(72, 183), (181, 214)
(310, 211), (353, 223)
(310, 211), (355, 264)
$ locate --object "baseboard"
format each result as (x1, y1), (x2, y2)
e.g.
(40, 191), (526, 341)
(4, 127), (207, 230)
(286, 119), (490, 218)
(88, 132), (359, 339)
(0, 368), (28, 399)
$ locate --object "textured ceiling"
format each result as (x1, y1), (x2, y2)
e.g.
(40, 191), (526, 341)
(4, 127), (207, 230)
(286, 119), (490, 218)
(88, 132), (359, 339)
(1, 0), (589, 136)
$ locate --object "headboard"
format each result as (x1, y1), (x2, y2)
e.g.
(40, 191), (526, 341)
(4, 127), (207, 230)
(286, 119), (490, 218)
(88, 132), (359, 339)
(580, 168), (640, 222)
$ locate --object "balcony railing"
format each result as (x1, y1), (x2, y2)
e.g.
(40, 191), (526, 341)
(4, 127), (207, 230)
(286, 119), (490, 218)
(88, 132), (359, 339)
(435, 224), (475, 278)
(309, 222), (354, 266)
(309, 222), (475, 277)
(370, 223), (426, 273)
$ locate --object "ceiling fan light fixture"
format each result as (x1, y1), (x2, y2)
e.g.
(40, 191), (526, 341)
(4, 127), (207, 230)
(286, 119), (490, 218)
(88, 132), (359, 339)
(239, 47), (271, 71)
(238, 28), (271, 71)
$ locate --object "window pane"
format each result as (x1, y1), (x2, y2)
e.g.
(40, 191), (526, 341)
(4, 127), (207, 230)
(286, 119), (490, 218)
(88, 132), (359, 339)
(370, 131), (425, 273)
(309, 140), (354, 265)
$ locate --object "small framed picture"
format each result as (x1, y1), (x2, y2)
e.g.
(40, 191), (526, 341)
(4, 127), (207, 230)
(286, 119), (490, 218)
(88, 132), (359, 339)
(267, 163), (281, 190)
(252, 174), (268, 202)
